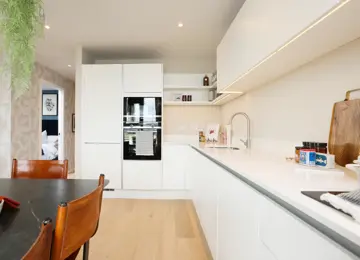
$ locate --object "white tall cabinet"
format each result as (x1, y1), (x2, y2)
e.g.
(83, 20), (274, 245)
(80, 64), (123, 189)
(123, 64), (163, 93)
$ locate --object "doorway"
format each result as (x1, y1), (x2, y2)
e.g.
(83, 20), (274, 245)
(40, 80), (64, 160)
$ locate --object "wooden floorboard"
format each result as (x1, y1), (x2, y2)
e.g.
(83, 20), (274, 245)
(75, 199), (212, 260)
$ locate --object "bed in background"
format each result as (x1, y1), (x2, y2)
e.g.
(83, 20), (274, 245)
(41, 130), (59, 160)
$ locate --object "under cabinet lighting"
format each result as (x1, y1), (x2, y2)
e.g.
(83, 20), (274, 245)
(221, 0), (351, 93)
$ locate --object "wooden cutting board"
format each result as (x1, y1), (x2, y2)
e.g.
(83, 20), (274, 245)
(328, 89), (360, 167)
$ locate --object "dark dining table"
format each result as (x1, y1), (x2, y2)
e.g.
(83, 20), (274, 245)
(0, 178), (109, 260)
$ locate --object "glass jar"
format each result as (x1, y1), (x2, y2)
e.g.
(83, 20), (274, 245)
(315, 142), (327, 153)
(295, 146), (303, 163)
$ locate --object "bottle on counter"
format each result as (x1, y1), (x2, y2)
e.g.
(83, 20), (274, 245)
(295, 146), (303, 163)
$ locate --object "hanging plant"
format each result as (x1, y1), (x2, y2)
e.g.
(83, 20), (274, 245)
(0, 0), (44, 98)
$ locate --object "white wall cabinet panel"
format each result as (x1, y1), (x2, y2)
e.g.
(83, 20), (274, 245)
(123, 64), (163, 93)
(81, 65), (122, 143)
(217, 0), (338, 91)
(81, 143), (122, 189)
(123, 160), (162, 190)
(258, 195), (356, 260)
(163, 145), (187, 190)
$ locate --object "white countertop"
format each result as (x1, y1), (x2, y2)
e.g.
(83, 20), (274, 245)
(192, 145), (360, 247)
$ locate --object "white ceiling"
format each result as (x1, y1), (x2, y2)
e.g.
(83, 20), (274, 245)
(36, 0), (245, 80)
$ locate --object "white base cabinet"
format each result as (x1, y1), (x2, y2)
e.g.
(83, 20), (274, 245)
(123, 160), (162, 190)
(188, 148), (358, 260)
(162, 145), (188, 190)
(258, 195), (356, 260)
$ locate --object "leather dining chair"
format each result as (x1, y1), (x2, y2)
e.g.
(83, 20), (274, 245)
(51, 174), (105, 260)
(22, 218), (53, 260)
(11, 159), (68, 179)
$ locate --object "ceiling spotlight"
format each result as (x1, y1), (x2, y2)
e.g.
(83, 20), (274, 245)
(178, 22), (184, 28)
(67, 64), (72, 68)
(44, 25), (50, 29)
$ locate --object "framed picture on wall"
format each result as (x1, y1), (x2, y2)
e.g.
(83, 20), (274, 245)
(72, 114), (75, 133)
(42, 93), (58, 116)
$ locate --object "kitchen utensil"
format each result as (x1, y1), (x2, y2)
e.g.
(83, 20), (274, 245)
(328, 88), (360, 166)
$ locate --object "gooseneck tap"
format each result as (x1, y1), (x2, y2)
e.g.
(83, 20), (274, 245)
(229, 112), (251, 149)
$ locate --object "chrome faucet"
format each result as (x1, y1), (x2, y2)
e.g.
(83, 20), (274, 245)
(229, 112), (251, 149)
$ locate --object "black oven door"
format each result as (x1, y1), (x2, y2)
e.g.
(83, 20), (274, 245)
(123, 127), (162, 160)
(124, 97), (162, 124)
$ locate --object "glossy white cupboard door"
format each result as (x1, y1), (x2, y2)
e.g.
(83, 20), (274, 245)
(123, 64), (163, 93)
(217, 0), (338, 92)
(81, 64), (122, 143)
(217, 172), (259, 260)
(123, 160), (162, 190)
(194, 154), (220, 259)
(81, 143), (122, 189)
(258, 195), (358, 260)
(162, 145), (186, 190)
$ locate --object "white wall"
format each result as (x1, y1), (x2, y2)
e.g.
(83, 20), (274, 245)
(221, 38), (360, 157)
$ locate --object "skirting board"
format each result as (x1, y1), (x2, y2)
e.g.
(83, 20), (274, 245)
(103, 189), (190, 199)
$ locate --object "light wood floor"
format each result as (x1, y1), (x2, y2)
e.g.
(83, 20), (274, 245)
(75, 199), (212, 260)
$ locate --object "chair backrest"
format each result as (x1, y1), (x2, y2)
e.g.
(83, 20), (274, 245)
(22, 219), (53, 260)
(12, 159), (68, 179)
(51, 175), (105, 260)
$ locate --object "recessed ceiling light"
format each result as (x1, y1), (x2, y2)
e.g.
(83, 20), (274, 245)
(44, 25), (50, 29)
(67, 64), (72, 68)
(178, 22), (184, 28)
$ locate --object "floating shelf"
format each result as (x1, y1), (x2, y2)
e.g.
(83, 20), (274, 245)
(224, 0), (360, 93)
(164, 85), (216, 90)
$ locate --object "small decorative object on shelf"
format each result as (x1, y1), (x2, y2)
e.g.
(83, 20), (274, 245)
(203, 75), (209, 86)
(211, 71), (217, 85)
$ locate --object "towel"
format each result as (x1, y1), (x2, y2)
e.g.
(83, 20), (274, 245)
(320, 190), (360, 223)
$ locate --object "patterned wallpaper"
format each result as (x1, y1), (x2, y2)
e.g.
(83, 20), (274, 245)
(0, 53), (12, 177)
(11, 63), (75, 171)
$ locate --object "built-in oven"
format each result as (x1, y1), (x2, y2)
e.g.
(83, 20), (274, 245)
(123, 97), (162, 160)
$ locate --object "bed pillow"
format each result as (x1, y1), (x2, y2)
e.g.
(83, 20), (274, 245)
(41, 130), (48, 144)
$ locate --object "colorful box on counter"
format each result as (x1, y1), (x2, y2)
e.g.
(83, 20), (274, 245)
(315, 153), (335, 168)
(299, 149), (316, 166)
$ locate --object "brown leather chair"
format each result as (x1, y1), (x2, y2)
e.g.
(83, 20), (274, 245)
(22, 218), (53, 260)
(51, 174), (105, 260)
(12, 159), (68, 179)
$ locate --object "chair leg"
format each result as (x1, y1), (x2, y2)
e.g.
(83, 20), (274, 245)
(83, 241), (90, 260)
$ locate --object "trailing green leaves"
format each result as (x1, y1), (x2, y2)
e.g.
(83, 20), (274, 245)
(0, 0), (44, 98)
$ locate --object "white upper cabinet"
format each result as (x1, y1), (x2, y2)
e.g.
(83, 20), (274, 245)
(123, 64), (163, 93)
(217, 0), (340, 92)
(81, 64), (122, 143)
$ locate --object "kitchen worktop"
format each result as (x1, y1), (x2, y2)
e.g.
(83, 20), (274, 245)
(191, 145), (360, 250)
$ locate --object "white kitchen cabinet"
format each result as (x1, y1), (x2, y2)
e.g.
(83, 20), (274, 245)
(123, 160), (162, 190)
(217, 0), (338, 92)
(258, 195), (357, 260)
(162, 144), (188, 190)
(81, 143), (122, 189)
(123, 64), (163, 93)
(217, 172), (260, 260)
(189, 150), (220, 259)
(81, 65), (122, 143)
